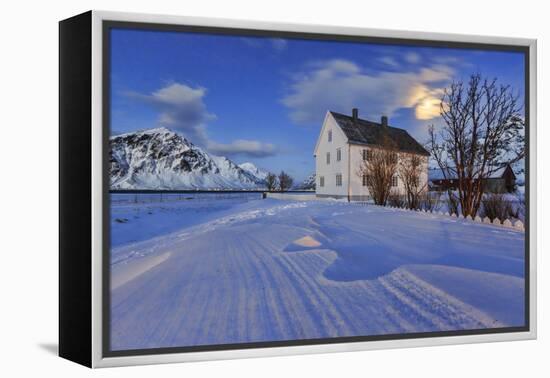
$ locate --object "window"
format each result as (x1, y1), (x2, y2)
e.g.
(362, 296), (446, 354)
(336, 174), (342, 187)
(326, 152), (330, 165)
(363, 149), (373, 161)
(391, 176), (398, 187)
(319, 176), (325, 187)
(336, 148), (342, 162)
(328, 130), (332, 142)
(362, 175), (373, 187)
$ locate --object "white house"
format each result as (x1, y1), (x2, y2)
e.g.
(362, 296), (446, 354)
(314, 109), (430, 201)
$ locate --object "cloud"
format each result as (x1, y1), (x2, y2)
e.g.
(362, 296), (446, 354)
(271, 38), (288, 51)
(432, 55), (462, 65)
(208, 140), (277, 157)
(379, 56), (400, 68)
(409, 86), (445, 120)
(126, 83), (215, 145)
(127, 83), (277, 158)
(281, 59), (454, 124)
(405, 52), (421, 64)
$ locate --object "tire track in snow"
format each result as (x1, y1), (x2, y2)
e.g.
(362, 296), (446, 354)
(379, 268), (500, 331)
(270, 243), (352, 336)
(244, 233), (320, 339)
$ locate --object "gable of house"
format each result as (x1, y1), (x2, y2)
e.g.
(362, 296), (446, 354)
(313, 112), (349, 157)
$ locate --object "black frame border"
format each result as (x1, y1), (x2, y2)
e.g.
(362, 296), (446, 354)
(59, 11), (93, 367)
(101, 19), (531, 359)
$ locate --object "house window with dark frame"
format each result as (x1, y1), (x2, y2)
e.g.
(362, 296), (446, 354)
(326, 152), (330, 165)
(328, 130), (332, 142)
(336, 174), (342, 187)
(362, 174), (370, 187)
(336, 148), (342, 162)
(391, 176), (398, 187)
(363, 149), (373, 161)
(319, 176), (325, 187)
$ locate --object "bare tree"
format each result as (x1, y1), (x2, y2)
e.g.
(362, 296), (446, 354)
(428, 74), (524, 217)
(265, 173), (278, 191)
(398, 153), (427, 209)
(278, 171), (294, 192)
(356, 135), (398, 205)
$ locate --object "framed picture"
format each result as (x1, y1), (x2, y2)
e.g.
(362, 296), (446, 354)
(59, 10), (537, 368)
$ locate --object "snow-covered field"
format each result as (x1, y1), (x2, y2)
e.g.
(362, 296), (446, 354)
(110, 192), (262, 247)
(110, 196), (525, 351)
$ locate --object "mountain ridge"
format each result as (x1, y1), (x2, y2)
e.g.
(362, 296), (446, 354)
(109, 128), (268, 190)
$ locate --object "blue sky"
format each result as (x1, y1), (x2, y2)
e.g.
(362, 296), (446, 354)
(110, 28), (525, 182)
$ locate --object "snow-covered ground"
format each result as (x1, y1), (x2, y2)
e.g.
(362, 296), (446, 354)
(110, 197), (525, 351)
(110, 193), (262, 247)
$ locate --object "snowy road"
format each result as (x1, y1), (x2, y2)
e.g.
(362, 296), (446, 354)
(110, 199), (525, 351)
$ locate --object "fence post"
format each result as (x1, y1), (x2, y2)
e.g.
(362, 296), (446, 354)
(514, 220), (524, 231)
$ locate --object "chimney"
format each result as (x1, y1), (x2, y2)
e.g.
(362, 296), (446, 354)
(352, 108), (358, 122)
(381, 115), (388, 127)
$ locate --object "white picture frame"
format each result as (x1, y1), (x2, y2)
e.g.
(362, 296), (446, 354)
(59, 10), (537, 368)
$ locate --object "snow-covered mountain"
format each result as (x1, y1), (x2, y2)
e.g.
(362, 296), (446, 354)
(110, 128), (267, 190)
(238, 162), (270, 182)
(295, 173), (316, 190)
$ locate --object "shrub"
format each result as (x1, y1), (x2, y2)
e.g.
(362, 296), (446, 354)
(513, 192), (526, 221)
(446, 192), (460, 216)
(419, 192), (442, 212)
(481, 193), (515, 221)
(387, 191), (406, 208)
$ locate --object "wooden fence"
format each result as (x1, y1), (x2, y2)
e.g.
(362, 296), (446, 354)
(379, 205), (525, 231)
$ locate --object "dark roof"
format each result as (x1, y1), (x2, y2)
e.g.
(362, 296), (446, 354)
(330, 111), (430, 156)
(429, 164), (515, 181)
